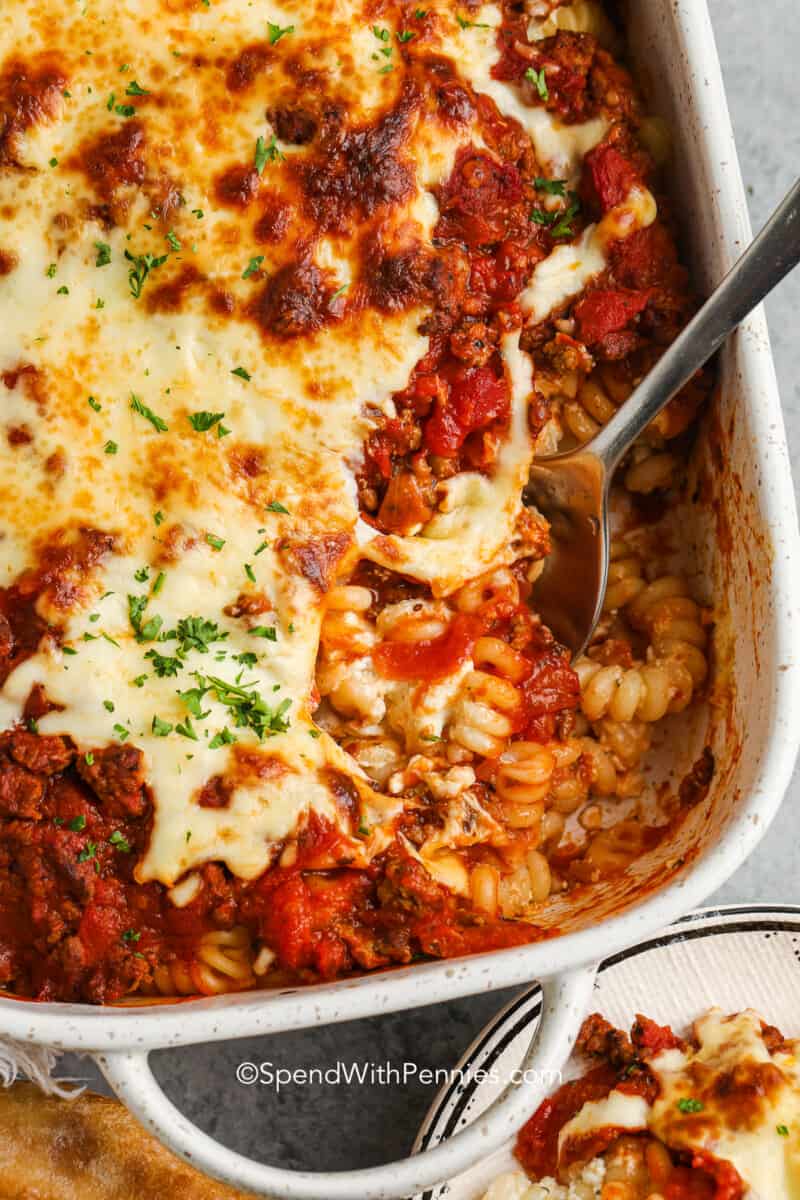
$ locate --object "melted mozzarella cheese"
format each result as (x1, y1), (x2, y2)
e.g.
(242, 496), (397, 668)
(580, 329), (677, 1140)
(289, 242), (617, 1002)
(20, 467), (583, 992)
(0, 0), (630, 890)
(649, 1010), (800, 1200)
(557, 1089), (649, 1156)
(521, 185), (658, 322)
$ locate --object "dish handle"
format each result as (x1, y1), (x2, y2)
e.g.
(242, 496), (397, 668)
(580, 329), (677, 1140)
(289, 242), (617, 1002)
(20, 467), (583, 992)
(97, 964), (596, 1200)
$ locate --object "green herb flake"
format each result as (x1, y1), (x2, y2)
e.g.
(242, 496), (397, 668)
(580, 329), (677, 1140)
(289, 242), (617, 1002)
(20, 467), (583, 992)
(187, 410), (224, 432)
(231, 365), (251, 382)
(104, 440), (118, 455)
(62, 645), (78, 656)
(242, 255), (265, 279)
(205, 532), (225, 552)
(176, 716), (199, 740)
(250, 625), (277, 641)
(254, 134), (285, 174)
(244, 563), (256, 583)
(525, 65), (549, 101)
(266, 499), (289, 514)
(56, 285), (69, 295)
(125, 249), (168, 298)
(88, 395), (102, 412)
(777, 1124), (790, 1137)
(68, 814), (87, 832)
(46, 263), (57, 278)
(165, 229), (181, 251)
(372, 24), (390, 40)
(77, 841), (98, 864)
(125, 80), (149, 96)
(130, 392), (168, 432)
(84, 751), (95, 765)
(534, 176), (567, 196)
(267, 21), (294, 44)
(94, 241), (112, 267)
(151, 715), (173, 737)
(121, 928), (141, 943)
(49, 156), (59, 167)
(109, 830), (132, 853)
(456, 14), (490, 28)
(153, 510), (165, 526)
(209, 726), (236, 749)
(677, 1098), (704, 1114)
(254, 539), (269, 556)
(103, 699), (115, 712)
(152, 570), (166, 595)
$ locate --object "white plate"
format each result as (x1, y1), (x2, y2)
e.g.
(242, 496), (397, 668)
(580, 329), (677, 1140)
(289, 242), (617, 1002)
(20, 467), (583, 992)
(413, 904), (800, 1199)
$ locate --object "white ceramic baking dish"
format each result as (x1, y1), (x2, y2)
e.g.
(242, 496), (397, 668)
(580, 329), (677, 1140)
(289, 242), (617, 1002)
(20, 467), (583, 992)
(2, 4), (798, 1198)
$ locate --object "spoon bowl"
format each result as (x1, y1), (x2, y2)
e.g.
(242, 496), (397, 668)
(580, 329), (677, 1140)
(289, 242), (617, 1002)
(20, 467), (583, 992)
(524, 177), (800, 658)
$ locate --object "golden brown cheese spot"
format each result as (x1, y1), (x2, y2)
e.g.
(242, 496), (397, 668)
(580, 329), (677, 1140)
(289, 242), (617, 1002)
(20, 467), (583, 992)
(296, 85), (419, 233)
(0, 54), (67, 166)
(360, 232), (432, 314)
(197, 774), (232, 810)
(21, 527), (116, 611)
(2, 362), (47, 411)
(253, 193), (293, 243)
(284, 533), (353, 593)
(214, 162), (261, 208)
(0, 248), (17, 275)
(72, 121), (147, 211)
(248, 259), (340, 339)
(145, 264), (204, 313)
(225, 43), (271, 92)
(268, 104), (318, 146)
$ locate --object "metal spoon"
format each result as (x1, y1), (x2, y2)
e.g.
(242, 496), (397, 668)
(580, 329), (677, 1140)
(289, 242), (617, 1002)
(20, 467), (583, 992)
(524, 177), (800, 657)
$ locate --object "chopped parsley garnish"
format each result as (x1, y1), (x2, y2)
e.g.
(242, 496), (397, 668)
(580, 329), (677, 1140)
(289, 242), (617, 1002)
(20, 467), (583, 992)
(250, 625), (277, 641)
(84, 751), (95, 765)
(397, 30), (415, 43)
(130, 392), (168, 432)
(104, 440), (118, 455)
(244, 563), (256, 583)
(46, 263), (57, 278)
(68, 814), (87, 832)
(109, 830), (131, 852)
(106, 92), (116, 111)
(266, 499), (289, 514)
(125, 80), (149, 96)
(95, 241), (112, 267)
(330, 283), (349, 301)
(267, 21), (294, 44)
(62, 645), (78, 655)
(357, 821), (370, 836)
(777, 1124), (790, 1137)
(134, 566), (150, 582)
(456, 13), (490, 28)
(114, 722), (131, 740)
(121, 928), (141, 943)
(242, 255), (264, 279)
(152, 571), (166, 595)
(177, 685), (211, 719)
(165, 229), (181, 251)
(308, 727), (320, 738)
(77, 841), (98, 863)
(525, 65), (549, 101)
(209, 726), (236, 749)
(254, 540), (269, 555)
(175, 716), (199, 740)
(144, 649), (183, 677)
(676, 1098), (704, 1114)
(151, 715), (173, 737)
(372, 24), (390, 40)
(192, 208), (204, 219)
(187, 410), (225, 432)
(185, 672), (291, 740)
(534, 177), (567, 196)
(530, 192), (581, 239)
(88, 395), (102, 412)
(115, 103), (136, 118)
(57, 285), (69, 295)
(205, 532), (225, 552)
(103, 699), (115, 712)
(414, 8), (428, 16)
(166, 616), (228, 655)
(254, 134), (285, 174)
(231, 365), (251, 381)
(125, 249), (167, 298)
(153, 510), (165, 526)
(236, 651), (257, 668)
(49, 156), (58, 167)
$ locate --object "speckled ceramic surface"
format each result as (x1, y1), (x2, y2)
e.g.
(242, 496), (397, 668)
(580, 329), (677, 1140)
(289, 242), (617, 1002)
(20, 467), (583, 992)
(413, 905), (800, 1199)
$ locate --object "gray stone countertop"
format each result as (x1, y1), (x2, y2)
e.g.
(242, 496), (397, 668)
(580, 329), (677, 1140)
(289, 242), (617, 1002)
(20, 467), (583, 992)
(63, 0), (800, 1180)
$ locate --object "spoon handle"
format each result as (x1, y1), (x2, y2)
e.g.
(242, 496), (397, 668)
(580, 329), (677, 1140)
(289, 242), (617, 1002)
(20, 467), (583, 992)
(591, 176), (800, 472)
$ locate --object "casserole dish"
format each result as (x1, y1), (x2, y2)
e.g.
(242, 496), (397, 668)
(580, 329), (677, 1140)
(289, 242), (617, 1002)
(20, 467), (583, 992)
(1, 1), (798, 1198)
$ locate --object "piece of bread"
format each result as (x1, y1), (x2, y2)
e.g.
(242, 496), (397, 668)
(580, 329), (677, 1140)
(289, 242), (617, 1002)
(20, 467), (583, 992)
(0, 1083), (260, 1199)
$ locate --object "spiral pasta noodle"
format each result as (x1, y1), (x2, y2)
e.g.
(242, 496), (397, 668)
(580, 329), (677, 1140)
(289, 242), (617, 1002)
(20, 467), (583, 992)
(148, 928), (256, 997)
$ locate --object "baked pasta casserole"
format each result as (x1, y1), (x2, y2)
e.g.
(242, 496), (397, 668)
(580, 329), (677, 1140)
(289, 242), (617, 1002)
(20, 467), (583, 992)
(0, 0), (713, 1002)
(483, 1009), (800, 1200)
